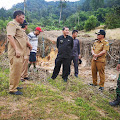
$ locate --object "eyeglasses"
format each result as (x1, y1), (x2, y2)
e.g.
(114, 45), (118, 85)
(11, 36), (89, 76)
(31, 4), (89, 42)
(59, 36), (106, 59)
(97, 34), (101, 36)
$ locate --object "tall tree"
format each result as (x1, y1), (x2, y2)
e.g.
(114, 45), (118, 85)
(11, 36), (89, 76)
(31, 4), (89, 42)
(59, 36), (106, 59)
(58, 0), (66, 24)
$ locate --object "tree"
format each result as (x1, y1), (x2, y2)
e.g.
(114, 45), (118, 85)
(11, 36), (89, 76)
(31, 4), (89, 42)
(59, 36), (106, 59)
(94, 8), (109, 23)
(90, 0), (104, 11)
(58, 0), (66, 24)
(105, 6), (120, 29)
(84, 15), (100, 31)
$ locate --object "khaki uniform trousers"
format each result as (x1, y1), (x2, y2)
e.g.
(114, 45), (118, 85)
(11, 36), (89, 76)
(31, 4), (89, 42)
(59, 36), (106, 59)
(9, 56), (23, 92)
(91, 60), (105, 87)
(21, 56), (29, 80)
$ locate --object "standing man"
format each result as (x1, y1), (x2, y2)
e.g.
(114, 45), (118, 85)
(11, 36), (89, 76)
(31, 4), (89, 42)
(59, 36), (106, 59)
(7, 10), (26, 95)
(69, 30), (81, 77)
(28, 27), (43, 71)
(109, 59), (120, 106)
(20, 20), (32, 82)
(51, 27), (73, 82)
(90, 30), (109, 91)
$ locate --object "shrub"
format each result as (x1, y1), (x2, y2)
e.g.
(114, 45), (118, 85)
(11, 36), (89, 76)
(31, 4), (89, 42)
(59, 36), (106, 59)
(105, 7), (120, 29)
(84, 15), (100, 31)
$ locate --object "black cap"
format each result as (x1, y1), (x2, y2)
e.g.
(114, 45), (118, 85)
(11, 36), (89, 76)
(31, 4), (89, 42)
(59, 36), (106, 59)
(95, 30), (106, 36)
(20, 20), (28, 28)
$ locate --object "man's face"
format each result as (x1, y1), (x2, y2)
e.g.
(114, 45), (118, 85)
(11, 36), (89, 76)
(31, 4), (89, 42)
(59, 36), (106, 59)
(63, 28), (69, 36)
(35, 30), (40, 36)
(16, 14), (25, 24)
(73, 32), (78, 38)
(25, 25), (28, 30)
(97, 34), (104, 40)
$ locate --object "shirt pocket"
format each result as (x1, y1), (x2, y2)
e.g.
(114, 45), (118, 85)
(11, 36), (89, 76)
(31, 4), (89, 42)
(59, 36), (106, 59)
(16, 26), (23, 37)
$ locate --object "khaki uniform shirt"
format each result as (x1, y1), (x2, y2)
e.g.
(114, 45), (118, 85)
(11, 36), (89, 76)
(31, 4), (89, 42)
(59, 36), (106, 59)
(22, 29), (30, 57)
(7, 19), (27, 56)
(93, 39), (109, 62)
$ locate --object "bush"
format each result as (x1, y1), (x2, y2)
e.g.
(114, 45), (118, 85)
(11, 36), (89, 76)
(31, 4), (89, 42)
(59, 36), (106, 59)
(105, 8), (120, 29)
(84, 15), (100, 31)
(75, 22), (84, 31)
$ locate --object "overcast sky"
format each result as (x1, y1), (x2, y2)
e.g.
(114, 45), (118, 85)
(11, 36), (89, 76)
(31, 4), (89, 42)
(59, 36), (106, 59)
(0, 0), (80, 10)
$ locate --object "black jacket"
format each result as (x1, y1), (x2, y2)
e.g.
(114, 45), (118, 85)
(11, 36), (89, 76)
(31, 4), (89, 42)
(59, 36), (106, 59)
(57, 35), (73, 58)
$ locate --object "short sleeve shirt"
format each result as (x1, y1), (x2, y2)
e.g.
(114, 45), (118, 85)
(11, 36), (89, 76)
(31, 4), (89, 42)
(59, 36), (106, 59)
(7, 19), (27, 56)
(28, 32), (38, 53)
(93, 39), (109, 62)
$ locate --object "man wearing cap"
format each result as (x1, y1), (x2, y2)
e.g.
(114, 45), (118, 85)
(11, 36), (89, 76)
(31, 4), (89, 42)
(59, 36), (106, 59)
(7, 10), (26, 95)
(51, 27), (73, 82)
(20, 20), (32, 82)
(90, 30), (109, 91)
(109, 59), (120, 106)
(28, 27), (43, 71)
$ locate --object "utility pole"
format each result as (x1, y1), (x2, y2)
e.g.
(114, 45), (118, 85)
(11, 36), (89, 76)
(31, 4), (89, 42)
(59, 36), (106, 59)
(24, 0), (26, 16)
(42, 37), (45, 58)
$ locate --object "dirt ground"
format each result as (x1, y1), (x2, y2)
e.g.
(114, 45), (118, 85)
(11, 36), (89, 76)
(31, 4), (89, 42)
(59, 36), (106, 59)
(0, 27), (120, 91)
(36, 27), (120, 91)
(36, 48), (119, 91)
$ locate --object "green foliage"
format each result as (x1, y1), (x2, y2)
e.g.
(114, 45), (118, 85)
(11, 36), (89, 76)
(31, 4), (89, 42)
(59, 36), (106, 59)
(94, 8), (110, 23)
(0, 17), (11, 31)
(0, 0), (120, 31)
(90, 0), (104, 11)
(105, 6), (120, 29)
(84, 15), (100, 31)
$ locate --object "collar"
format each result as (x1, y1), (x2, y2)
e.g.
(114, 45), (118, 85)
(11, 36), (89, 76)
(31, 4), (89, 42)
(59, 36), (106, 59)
(62, 35), (68, 38)
(22, 29), (25, 32)
(97, 38), (105, 43)
(13, 19), (20, 26)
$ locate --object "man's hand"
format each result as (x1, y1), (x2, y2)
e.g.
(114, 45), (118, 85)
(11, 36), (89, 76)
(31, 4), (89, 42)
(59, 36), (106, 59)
(29, 46), (32, 51)
(15, 49), (21, 58)
(93, 54), (99, 58)
(78, 55), (81, 59)
(93, 56), (97, 61)
(116, 64), (120, 71)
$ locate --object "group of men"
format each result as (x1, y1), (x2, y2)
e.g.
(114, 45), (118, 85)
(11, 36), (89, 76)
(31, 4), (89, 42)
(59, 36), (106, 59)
(6, 10), (120, 106)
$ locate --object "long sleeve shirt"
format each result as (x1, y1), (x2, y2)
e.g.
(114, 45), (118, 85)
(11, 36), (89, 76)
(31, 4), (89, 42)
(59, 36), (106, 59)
(71, 38), (80, 57)
(57, 35), (73, 58)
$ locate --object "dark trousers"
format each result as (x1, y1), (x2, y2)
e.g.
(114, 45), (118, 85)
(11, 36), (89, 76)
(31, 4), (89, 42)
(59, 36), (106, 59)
(52, 57), (70, 79)
(69, 56), (79, 75)
(116, 74), (120, 96)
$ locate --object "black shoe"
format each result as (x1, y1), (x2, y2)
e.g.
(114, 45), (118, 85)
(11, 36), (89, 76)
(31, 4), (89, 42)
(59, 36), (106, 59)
(63, 78), (67, 82)
(75, 74), (78, 78)
(109, 100), (120, 106)
(9, 91), (23, 95)
(109, 95), (120, 106)
(89, 83), (97, 86)
(21, 79), (25, 82)
(17, 87), (23, 90)
(51, 76), (56, 80)
(24, 77), (29, 80)
(99, 87), (104, 91)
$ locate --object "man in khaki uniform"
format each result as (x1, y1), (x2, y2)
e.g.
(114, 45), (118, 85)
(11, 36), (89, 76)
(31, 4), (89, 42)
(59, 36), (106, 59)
(90, 30), (109, 91)
(7, 10), (26, 95)
(20, 20), (32, 82)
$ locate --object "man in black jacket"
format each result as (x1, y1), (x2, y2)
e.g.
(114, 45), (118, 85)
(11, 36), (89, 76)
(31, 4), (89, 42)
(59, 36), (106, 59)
(51, 27), (73, 82)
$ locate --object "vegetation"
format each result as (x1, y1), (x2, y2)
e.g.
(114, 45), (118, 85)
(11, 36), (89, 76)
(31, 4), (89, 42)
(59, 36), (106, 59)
(0, 0), (120, 31)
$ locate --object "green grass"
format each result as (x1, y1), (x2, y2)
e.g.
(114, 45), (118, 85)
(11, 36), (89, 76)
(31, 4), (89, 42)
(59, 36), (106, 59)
(0, 68), (120, 120)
